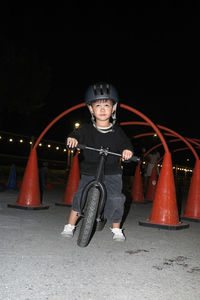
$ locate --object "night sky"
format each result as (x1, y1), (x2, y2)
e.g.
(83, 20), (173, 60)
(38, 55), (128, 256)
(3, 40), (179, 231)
(0, 3), (199, 149)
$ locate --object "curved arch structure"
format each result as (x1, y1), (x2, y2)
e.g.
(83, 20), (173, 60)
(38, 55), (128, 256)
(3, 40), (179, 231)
(133, 132), (199, 161)
(120, 121), (199, 160)
(122, 122), (200, 222)
(120, 119), (190, 228)
(11, 103), (169, 211)
(7, 103), (187, 227)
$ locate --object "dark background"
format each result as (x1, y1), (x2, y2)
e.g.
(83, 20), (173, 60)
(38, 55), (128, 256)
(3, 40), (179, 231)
(0, 3), (199, 165)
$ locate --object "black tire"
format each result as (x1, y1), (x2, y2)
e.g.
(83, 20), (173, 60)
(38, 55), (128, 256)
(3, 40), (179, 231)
(95, 219), (107, 231)
(77, 187), (100, 247)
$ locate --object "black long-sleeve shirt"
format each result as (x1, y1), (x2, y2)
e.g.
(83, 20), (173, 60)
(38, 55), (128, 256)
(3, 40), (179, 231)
(68, 123), (133, 175)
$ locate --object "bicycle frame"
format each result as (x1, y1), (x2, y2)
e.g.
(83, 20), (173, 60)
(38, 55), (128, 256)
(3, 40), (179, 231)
(78, 147), (109, 222)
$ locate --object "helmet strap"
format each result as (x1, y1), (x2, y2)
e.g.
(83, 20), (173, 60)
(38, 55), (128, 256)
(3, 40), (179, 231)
(111, 103), (117, 124)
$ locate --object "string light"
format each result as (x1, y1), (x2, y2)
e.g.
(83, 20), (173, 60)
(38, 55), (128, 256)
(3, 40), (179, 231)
(0, 132), (195, 173)
(74, 122), (80, 129)
(176, 167), (193, 173)
(0, 132), (72, 171)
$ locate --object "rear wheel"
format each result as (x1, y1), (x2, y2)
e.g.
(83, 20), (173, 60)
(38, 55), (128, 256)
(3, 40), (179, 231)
(77, 187), (100, 247)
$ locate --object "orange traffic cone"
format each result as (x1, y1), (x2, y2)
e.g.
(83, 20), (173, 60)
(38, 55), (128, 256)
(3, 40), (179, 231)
(55, 151), (80, 206)
(8, 148), (49, 210)
(182, 159), (200, 222)
(139, 152), (189, 229)
(145, 165), (157, 202)
(131, 162), (146, 203)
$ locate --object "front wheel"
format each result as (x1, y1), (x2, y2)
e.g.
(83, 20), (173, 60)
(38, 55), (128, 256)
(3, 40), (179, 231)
(77, 186), (100, 247)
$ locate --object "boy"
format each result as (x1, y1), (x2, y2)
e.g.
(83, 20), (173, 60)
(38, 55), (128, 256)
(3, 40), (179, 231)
(61, 82), (133, 241)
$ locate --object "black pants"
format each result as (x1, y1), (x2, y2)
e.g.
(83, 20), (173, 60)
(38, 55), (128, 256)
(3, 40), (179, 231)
(72, 174), (126, 223)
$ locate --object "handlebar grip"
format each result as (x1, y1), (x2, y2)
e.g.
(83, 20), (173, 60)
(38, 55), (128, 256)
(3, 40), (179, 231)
(77, 144), (86, 149)
(124, 155), (140, 163)
(131, 156), (140, 162)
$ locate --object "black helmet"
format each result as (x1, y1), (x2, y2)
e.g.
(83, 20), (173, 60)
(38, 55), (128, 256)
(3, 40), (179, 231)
(85, 82), (119, 105)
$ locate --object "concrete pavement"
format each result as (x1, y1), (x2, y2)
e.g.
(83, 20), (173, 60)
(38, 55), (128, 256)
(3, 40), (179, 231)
(0, 187), (200, 300)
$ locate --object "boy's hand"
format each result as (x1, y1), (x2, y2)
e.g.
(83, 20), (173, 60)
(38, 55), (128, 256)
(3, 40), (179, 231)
(67, 137), (78, 149)
(122, 150), (133, 161)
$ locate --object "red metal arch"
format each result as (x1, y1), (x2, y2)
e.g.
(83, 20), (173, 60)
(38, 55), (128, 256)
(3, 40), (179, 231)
(120, 121), (199, 161)
(33, 103), (169, 154)
(133, 132), (199, 161)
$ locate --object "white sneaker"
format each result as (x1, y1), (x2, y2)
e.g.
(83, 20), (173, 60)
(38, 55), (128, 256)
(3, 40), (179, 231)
(61, 224), (75, 238)
(110, 228), (125, 242)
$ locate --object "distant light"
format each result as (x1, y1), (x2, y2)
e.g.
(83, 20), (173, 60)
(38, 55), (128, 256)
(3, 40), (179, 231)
(19, 139), (23, 143)
(0, 136), (2, 140)
(186, 158), (189, 161)
(9, 138), (13, 142)
(29, 141), (33, 145)
(56, 146), (59, 150)
(39, 143), (42, 147)
(74, 122), (80, 129)
(63, 149), (67, 152)
(47, 144), (51, 148)
(153, 134), (157, 137)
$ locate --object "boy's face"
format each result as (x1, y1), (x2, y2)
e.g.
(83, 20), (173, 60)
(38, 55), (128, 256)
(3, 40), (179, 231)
(89, 100), (114, 122)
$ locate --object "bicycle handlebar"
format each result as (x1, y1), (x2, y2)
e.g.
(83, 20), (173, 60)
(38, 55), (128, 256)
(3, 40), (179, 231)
(76, 144), (140, 163)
